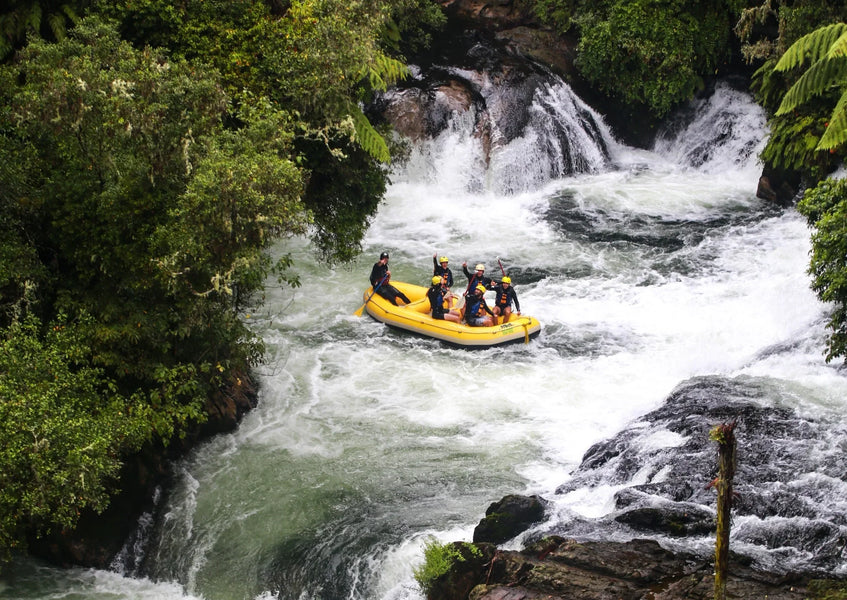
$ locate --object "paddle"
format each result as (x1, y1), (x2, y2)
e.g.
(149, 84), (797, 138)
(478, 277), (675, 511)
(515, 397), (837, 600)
(497, 257), (505, 277)
(354, 275), (387, 317)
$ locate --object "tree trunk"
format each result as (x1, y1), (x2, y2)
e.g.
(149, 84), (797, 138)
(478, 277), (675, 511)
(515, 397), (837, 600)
(711, 422), (737, 600)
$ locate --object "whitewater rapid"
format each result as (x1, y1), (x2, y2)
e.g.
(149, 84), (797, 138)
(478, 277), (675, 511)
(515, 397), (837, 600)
(3, 81), (846, 600)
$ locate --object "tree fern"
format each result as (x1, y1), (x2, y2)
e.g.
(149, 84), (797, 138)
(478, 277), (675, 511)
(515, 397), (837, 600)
(773, 22), (847, 152)
(774, 23), (847, 72)
(347, 54), (408, 162)
(349, 103), (390, 163)
(776, 54), (847, 115)
(820, 89), (847, 149)
(360, 54), (409, 92)
(0, 2), (80, 59)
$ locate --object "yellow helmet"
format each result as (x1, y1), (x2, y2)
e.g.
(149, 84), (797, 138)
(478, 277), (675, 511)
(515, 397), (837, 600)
(475, 263), (485, 271)
(432, 275), (443, 285)
(476, 284), (487, 293)
(439, 256), (449, 263)
(501, 276), (511, 284)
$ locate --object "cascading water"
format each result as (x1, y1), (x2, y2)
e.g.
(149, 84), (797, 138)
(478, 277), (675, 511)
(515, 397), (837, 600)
(3, 75), (847, 600)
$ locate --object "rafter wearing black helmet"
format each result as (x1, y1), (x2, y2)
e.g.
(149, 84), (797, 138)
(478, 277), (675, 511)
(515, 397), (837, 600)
(369, 251), (411, 306)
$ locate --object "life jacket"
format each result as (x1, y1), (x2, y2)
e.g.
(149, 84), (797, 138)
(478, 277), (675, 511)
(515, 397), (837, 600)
(494, 286), (512, 308)
(427, 285), (446, 316)
(465, 296), (487, 318)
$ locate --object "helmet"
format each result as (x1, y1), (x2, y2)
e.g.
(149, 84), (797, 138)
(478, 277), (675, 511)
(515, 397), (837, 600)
(432, 275), (443, 285)
(501, 276), (511, 284)
(476, 284), (487, 293)
(380, 252), (389, 260)
(439, 256), (449, 263)
(475, 263), (485, 272)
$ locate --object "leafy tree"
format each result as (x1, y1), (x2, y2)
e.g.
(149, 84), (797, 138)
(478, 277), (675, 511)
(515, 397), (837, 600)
(0, 314), (149, 561)
(96, 0), (421, 256)
(0, 0), (443, 564)
(773, 23), (847, 150)
(0, 0), (87, 60)
(745, 8), (847, 185)
(797, 179), (847, 362)
(535, 0), (745, 117)
(0, 17), (310, 557)
(765, 22), (847, 363)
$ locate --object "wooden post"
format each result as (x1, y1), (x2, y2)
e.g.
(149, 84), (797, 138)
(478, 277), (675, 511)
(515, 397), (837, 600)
(709, 421), (737, 600)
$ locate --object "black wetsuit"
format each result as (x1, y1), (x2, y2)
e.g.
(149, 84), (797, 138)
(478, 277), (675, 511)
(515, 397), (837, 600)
(433, 257), (454, 288)
(492, 282), (520, 312)
(464, 293), (494, 326)
(370, 262), (411, 305)
(426, 284), (449, 319)
(461, 265), (493, 294)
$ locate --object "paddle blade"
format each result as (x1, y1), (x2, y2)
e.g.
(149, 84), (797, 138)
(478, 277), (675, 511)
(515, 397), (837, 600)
(353, 303), (366, 317)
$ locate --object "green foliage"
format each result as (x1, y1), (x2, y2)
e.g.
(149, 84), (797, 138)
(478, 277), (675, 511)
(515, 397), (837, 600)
(533, 0), (579, 34)
(772, 23), (847, 151)
(808, 579), (847, 600)
(737, 1), (847, 64)
(389, 0), (447, 57)
(298, 137), (388, 263)
(412, 539), (482, 596)
(759, 111), (836, 179)
(0, 313), (150, 560)
(0, 0), (438, 565)
(98, 0), (404, 244)
(0, 0), (84, 60)
(797, 178), (847, 363)
(0, 17), (320, 557)
(572, 0), (742, 117)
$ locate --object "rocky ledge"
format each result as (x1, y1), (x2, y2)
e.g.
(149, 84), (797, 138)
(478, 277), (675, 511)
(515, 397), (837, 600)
(429, 535), (837, 600)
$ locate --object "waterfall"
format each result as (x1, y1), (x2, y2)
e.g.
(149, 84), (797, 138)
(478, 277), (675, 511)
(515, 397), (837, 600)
(5, 77), (847, 600)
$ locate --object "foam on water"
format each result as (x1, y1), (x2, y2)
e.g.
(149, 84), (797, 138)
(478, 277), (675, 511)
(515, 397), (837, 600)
(5, 79), (846, 600)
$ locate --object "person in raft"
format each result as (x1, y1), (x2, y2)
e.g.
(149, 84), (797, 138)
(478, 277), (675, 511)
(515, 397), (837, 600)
(433, 254), (454, 288)
(427, 276), (461, 323)
(491, 276), (521, 324)
(461, 262), (493, 296)
(370, 251), (411, 306)
(462, 284), (496, 326)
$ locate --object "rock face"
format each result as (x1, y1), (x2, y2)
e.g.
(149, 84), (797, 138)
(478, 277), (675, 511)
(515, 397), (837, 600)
(427, 373), (847, 599)
(447, 536), (817, 600)
(473, 494), (548, 544)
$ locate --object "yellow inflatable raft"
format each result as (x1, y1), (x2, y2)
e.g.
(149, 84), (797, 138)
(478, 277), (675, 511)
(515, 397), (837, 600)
(361, 281), (541, 347)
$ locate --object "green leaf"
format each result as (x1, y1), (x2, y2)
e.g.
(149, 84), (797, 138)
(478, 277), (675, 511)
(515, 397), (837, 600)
(774, 23), (847, 72)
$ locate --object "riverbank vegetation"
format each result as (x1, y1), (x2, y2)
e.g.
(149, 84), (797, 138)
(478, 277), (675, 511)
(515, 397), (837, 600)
(3, 0), (847, 571)
(0, 0), (443, 563)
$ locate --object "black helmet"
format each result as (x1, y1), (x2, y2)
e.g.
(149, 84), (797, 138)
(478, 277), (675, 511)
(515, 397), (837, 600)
(380, 252), (389, 260)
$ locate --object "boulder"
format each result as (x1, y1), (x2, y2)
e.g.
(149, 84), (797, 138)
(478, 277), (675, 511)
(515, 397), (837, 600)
(473, 494), (547, 543)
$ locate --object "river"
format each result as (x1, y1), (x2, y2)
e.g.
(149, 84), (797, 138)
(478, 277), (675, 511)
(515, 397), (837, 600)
(2, 81), (846, 600)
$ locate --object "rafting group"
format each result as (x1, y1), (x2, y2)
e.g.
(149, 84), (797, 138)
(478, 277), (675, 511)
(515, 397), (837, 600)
(369, 251), (522, 326)
(357, 251), (539, 348)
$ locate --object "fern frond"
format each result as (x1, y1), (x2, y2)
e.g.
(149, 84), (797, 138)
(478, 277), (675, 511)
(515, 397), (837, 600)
(818, 90), (847, 150)
(360, 54), (410, 92)
(776, 55), (847, 115)
(47, 13), (66, 41)
(775, 23), (847, 72)
(61, 4), (81, 26)
(349, 104), (390, 163)
(827, 32), (847, 59)
(25, 3), (42, 32)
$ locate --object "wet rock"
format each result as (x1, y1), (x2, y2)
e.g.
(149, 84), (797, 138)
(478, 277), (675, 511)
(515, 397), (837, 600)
(473, 494), (548, 543)
(550, 375), (847, 575)
(613, 503), (716, 537)
(435, 536), (820, 600)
